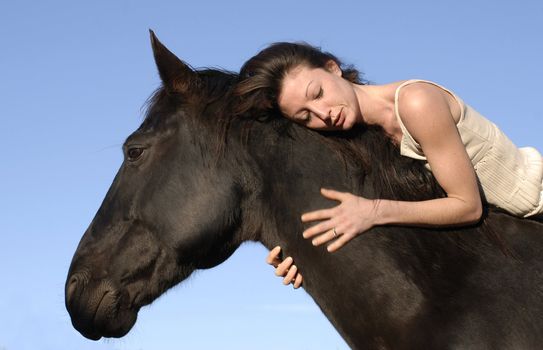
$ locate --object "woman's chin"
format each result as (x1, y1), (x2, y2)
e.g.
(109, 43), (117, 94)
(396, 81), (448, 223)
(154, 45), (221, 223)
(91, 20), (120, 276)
(340, 117), (355, 130)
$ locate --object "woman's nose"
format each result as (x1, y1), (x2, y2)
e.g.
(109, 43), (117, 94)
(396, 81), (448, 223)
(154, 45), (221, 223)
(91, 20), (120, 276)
(312, 105), (330, 121)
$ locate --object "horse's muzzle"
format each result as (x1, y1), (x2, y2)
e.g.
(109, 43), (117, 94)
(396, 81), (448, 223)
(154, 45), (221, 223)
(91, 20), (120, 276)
(65, 271), (137, 340)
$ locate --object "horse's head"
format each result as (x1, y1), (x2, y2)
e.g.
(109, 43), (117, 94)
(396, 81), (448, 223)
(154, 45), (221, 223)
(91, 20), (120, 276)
(65, 32), (243, 340)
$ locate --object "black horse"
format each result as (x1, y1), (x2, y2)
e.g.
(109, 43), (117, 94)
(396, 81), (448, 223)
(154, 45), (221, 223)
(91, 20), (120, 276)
(65, 32), (543, 349)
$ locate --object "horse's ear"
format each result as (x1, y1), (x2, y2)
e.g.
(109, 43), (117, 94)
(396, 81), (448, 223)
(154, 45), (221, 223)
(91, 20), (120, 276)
(149, 30), (199, 95)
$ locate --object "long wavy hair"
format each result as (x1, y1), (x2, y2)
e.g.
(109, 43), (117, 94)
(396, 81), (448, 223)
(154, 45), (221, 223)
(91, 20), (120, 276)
(234, 42), (368, 119)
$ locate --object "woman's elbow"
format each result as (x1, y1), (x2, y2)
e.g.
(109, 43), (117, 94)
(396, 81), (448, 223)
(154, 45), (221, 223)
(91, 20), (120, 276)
(463, 200), (483, 225)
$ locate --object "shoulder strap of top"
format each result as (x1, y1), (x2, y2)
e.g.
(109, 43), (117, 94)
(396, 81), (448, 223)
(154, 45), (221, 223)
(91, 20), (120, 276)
(394, 80), (423, 148)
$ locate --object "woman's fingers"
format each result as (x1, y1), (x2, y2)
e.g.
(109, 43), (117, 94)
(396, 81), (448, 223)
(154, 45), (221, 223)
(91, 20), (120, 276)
(301, 207), (334, 223)
(283, 264), (298, 285)
(326, 233), (355, 252)
(266, 247), (303, 289)
(311, 228), (338, 246)
(320, 188), (347, 201)
(266, 246), (282, 267)
(275, 256), (293, 276)
(303, 220), (335, 239)
(266, 244), (321, 288)
(301, 188), (347, 223)
(293, 273), (303, 289)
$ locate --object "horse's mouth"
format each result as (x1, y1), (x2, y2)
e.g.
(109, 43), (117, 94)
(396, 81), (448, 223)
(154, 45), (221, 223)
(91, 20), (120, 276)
(79, 311), (137, 341)
(77, 297), (138, 340)
(66, 277), (139, 340)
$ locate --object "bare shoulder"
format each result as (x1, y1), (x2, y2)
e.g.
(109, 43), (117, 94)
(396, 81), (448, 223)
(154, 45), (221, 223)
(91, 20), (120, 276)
(397, 81), (449, 115)
(397, 81), (458, 141)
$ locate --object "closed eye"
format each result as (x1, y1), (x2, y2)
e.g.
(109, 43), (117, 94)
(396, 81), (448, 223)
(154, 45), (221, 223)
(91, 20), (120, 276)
(292, 109), (311, 123)
(315, 87), (323, 99)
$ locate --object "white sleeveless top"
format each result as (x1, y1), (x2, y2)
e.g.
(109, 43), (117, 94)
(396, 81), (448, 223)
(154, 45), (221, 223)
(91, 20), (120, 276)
(394, 79), (543, 217)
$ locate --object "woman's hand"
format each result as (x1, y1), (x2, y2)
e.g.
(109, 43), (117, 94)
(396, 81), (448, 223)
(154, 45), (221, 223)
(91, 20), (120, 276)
(302, 188), (380, 252)
(266, 246), (303, 289)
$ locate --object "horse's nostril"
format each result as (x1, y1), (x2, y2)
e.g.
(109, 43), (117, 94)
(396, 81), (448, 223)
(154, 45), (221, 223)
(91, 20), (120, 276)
(66, 273), (86, 307)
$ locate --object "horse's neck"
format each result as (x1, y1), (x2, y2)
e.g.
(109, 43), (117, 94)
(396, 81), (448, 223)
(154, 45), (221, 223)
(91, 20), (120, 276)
(234, 121), (543, 348)
(243, 124), (357, 245)
(242, 121), (410, 290)
(242, 124), (466, 347)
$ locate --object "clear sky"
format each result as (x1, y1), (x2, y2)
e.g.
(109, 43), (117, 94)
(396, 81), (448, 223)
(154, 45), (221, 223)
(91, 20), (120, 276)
(1, 0), (542, 349)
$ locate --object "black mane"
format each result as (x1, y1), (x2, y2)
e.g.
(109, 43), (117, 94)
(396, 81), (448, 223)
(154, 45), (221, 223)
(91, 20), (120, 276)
(142, 68), (445, 202)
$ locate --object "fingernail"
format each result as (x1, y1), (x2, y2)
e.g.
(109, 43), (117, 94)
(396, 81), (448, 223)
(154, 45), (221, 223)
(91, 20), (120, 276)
(312, 240), (317, 246)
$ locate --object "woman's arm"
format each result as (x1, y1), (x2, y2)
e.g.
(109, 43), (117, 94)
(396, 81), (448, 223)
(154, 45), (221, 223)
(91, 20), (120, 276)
(376, 82), (483, 224)
(303, 83), (483, 252)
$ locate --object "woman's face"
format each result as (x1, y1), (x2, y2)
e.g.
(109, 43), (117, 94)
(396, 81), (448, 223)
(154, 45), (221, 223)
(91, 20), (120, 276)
(277, 61), (361, 130)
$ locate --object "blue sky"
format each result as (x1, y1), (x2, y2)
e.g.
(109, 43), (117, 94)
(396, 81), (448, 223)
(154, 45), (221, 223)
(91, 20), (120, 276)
(1, 0), (542, 349)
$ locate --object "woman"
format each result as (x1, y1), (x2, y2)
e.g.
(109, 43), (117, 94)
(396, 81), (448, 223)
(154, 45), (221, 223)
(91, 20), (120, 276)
(235, 42), (543, 288)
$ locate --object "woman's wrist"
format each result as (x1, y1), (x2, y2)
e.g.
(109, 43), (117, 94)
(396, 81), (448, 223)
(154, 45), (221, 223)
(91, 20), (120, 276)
(370, 199), (393, 226)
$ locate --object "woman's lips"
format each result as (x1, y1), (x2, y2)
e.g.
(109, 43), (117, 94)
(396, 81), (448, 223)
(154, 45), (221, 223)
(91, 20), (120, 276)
(334, 107), (344, 127)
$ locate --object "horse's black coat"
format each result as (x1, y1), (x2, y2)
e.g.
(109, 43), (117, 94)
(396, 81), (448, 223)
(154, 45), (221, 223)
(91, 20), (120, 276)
(65, 32), (543, 349)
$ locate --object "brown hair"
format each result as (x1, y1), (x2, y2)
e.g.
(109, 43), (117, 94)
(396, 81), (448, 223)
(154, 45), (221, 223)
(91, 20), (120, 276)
(234, 42), (366, 118)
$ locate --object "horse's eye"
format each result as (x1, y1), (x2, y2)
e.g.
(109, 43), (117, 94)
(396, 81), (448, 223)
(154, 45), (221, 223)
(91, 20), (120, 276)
(127, 147), (144, 161)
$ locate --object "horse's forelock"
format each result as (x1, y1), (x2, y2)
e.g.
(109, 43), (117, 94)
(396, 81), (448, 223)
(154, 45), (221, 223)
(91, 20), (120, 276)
(140, 69), (237, 128)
